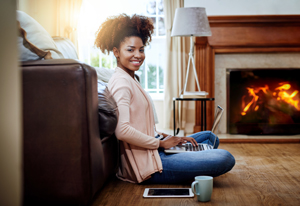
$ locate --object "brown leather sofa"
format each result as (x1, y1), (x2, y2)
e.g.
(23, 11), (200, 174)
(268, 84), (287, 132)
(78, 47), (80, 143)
(22, 37), (118, 205)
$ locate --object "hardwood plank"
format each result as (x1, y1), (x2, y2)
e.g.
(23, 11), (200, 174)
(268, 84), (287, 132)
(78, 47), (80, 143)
(91, 143), (300, 206)
(219, 139), (300, 143)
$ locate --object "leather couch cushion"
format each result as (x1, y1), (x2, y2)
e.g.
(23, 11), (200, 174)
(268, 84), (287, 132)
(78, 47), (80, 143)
(22, 59), (106, 205)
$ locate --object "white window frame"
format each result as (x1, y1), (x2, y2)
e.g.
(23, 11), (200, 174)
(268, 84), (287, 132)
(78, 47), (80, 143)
(143, 0), (165, 100)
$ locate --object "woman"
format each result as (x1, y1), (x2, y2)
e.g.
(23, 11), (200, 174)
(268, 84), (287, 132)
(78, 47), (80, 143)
(95, 14), (235, 184)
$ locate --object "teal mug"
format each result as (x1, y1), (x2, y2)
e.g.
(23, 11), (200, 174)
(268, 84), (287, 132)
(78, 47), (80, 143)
(191, 176), (213, 202)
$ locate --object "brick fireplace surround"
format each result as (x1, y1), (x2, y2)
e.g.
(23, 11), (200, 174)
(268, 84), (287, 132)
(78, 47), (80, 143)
(194, 15), (300, 142)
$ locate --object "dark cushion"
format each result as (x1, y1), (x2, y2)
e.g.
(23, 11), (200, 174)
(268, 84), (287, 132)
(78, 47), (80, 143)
(97, 81), (118, 137)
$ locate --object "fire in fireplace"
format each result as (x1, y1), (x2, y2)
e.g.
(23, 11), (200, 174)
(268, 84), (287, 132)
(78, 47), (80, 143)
(227, 68), (300, 135)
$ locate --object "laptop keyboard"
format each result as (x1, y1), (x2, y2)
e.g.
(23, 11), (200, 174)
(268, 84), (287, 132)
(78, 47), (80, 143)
(185, 143), (213, 151)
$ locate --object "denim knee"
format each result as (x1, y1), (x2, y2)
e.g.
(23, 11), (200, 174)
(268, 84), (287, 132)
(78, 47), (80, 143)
(216, 149), (235, 175)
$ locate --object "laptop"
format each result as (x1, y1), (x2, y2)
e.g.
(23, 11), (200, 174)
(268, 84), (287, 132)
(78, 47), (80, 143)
(164, 105), (224, 153)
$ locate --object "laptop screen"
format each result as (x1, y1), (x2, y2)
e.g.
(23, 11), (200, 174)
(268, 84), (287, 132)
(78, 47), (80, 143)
(211, 105), (224, 134)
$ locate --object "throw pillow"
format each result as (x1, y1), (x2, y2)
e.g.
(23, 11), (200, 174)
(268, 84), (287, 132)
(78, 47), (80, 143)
(17, 10), (64, 61)
(18, 21), (52, 60)
(18, 32), (40, 61)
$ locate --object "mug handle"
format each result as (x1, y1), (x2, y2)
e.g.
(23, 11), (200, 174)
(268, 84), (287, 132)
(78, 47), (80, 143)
(191, 181), (200, 195)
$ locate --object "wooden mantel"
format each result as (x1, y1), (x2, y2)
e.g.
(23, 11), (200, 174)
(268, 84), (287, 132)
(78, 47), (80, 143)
(194, 15), (300, 132)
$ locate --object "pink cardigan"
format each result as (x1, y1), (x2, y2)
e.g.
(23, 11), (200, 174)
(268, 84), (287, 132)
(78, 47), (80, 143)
(108, 67), (163, 183)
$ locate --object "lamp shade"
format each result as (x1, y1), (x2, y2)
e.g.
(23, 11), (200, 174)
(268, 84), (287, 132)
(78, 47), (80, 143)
(171, 7), (212, 37)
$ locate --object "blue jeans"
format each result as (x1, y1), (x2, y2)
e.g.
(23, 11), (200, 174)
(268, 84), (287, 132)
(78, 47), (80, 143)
(143, 131), (235, 184)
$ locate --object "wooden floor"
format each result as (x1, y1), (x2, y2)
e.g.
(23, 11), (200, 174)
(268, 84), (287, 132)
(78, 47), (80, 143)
(91, 143), (300, 206)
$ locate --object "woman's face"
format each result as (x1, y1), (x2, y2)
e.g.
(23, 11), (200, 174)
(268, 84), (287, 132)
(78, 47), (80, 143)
(113, 36), (145, 78)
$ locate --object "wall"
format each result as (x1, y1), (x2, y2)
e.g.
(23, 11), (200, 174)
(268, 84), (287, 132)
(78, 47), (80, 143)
(18, 0), (57, 36)
(0, 0), (22, 205)
(184, 0), (300, 15)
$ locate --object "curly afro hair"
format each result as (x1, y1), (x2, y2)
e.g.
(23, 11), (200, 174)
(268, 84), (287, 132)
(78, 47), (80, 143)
(94, 13), (154, 54)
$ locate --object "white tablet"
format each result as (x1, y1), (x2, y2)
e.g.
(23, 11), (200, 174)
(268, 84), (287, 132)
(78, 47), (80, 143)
(143, 188), (194, 198)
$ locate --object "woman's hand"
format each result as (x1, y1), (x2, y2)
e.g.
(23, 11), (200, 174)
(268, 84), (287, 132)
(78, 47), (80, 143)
(159, 135), (182, 149)
(178, 136), (198, 147)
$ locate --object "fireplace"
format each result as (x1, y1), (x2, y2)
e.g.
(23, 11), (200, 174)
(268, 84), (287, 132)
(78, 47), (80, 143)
(227, 68), (300, 135)
(193, 15), (300, 137)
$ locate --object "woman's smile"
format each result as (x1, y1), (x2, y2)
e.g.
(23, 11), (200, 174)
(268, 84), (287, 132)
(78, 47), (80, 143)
(130, 59), (142, 66)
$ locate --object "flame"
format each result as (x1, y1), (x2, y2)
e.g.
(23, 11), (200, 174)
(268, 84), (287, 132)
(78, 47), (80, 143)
(275, 83), (291, 91)
(241, 85), (268, 116)
(241, 82), (300, 116)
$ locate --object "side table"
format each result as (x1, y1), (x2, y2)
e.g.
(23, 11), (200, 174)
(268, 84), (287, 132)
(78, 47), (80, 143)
(173, 97), (215, 136)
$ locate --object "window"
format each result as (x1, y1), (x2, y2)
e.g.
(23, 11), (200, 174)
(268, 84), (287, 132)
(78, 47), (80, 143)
(78, 0), (166, 99)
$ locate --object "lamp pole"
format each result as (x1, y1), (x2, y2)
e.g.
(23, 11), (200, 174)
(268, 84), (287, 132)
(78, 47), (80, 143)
(181, 35), (204, 97)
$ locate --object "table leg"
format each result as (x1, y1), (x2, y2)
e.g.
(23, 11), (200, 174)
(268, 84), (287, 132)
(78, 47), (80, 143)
(173, 99), (175, 136)
(204, 101), (207, 131)
(201, 101), (203, 131)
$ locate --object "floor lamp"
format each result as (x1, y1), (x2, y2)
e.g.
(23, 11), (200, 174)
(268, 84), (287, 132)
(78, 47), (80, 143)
(171, 7), (212, 97)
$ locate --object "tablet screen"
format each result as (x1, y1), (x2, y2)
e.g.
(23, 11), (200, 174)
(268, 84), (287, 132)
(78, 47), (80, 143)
(148, 188), (190, 196)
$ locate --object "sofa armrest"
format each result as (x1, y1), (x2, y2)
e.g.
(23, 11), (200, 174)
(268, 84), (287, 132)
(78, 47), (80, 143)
(22, 59), (105, 205)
